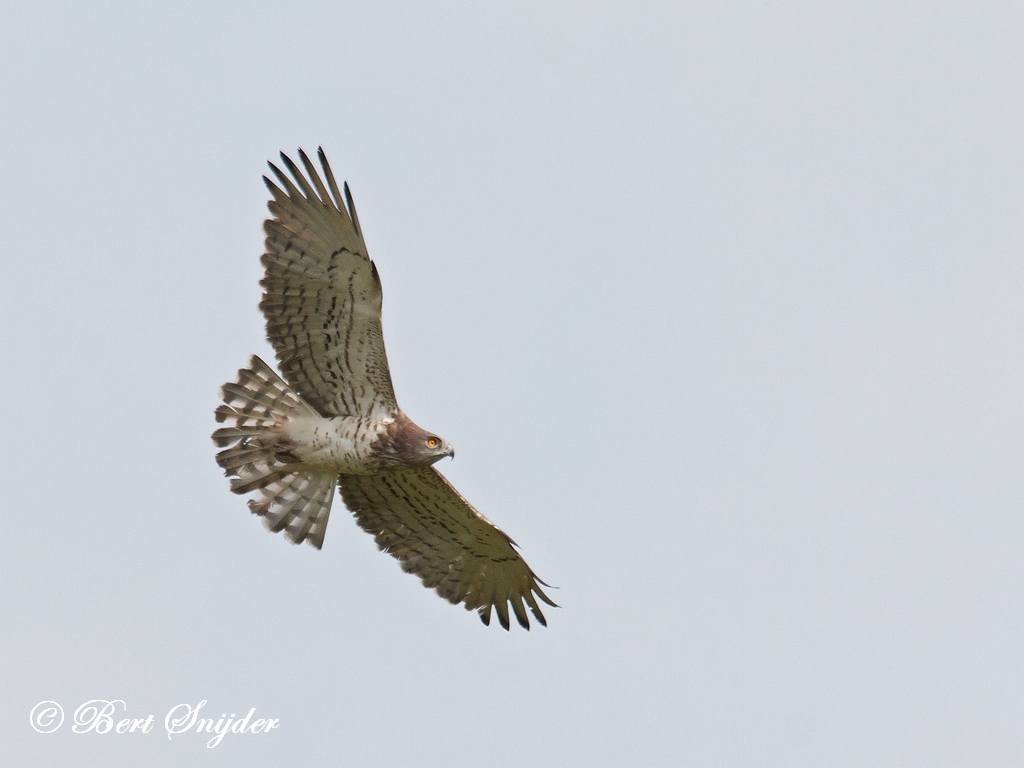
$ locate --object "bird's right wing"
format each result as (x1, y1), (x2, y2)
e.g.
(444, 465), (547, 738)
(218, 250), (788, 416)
(338, 467), (556, 630)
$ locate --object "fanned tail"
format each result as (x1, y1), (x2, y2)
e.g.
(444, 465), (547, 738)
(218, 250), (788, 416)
(213, 355), (337, 548)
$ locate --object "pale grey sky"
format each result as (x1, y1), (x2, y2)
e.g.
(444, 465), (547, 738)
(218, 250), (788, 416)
(2, 2), (1022, 765)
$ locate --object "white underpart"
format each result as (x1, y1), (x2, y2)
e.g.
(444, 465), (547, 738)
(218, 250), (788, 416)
(284, 414), (392, 474)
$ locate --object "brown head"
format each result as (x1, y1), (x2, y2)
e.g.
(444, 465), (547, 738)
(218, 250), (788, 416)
(374, 412), (455, 469)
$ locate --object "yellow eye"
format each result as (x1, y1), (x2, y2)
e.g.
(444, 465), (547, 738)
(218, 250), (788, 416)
(427, 438), (438, 448)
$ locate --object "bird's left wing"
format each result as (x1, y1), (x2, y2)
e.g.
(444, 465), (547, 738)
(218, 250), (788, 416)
(338, 468), (556, 630)
(260, 148), (398, 419)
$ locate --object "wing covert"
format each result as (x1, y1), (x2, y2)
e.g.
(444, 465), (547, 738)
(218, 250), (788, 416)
(338, 468), (556, 630)
(259, 148), (398, 418)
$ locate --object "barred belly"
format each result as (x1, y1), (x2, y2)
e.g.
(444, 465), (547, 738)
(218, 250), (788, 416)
(282, 415), (388, 474)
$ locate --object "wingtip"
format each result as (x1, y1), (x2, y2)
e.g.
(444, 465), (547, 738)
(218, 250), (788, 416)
(265, 161), (289, 190)
(343, 180), (362, 237)
(279, 150), (299, 175)
(534, 577), (560, 608)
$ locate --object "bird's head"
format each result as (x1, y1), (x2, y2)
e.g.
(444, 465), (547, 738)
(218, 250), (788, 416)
(420, 433), (455, 465)
(382, 413), (455, 468)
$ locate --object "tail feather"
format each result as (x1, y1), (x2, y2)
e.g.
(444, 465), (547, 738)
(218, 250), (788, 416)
(212, 425), (275, 446)
(215, 444), (270, 472)
(213, 355), (337, 549)
(250, 471), (336, 548)
(221, 382), (284, 412)
(230, 468), (288, 495)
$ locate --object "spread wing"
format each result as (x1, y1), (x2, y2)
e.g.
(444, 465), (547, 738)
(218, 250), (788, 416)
(259, 148), (398, 419)
(338, 468), (556, 630)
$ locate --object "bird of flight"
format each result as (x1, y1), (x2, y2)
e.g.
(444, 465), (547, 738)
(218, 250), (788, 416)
(212, 149), (554, 630)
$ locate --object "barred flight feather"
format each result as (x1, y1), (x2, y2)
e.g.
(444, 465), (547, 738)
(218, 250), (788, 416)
(339, 468), (556, 630)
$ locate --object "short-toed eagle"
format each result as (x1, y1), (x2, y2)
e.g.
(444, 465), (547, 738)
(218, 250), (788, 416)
(212, 149), (554, 630)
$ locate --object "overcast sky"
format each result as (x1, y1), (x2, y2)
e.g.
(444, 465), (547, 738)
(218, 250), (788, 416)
(2, 2), (1022, 766)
